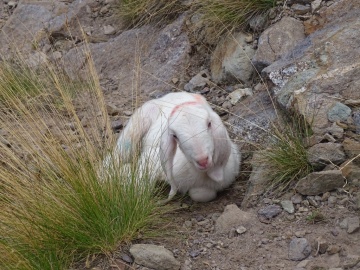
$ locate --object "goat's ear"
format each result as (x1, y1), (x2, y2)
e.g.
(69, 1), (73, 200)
(160, 129), (177, 179)
(115, 102), (158, 161)
(160, 128), (178, 197)
(207, 111), (231, 182)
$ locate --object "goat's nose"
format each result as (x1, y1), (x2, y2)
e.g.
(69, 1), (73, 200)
(197, 157), (209, 168)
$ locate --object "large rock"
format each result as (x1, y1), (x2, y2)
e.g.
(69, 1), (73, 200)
(129, 244), (180, 270)
(63, 15), (190, 104)
(0, 0), (92, 55)
(263, 0), (360, 136)
(210, 32), (255, 84)
(307, 143), (346, 169)
(252, 17), (305, 71)
(228, 90), (277, 144)
(215, 204), (256, 234)
(296, 170), (345, 196)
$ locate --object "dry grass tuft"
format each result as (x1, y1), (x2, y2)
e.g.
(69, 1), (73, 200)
(0, 46), (163, 269)
(115, 0), (187, 28)
(196, 0), (277, 35)
(255, 113), (314, 196)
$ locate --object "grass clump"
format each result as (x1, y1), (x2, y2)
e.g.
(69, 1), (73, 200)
(257, 114), (314, 196)
(306, 210), (326, 224)
(0, 48), (163, 269)
(115, 0), (186, 28)
(0, 61), (42, 101)
(196, 0), (277, 34)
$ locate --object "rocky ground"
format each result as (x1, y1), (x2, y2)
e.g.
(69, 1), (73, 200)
(1, 0), (360, 269)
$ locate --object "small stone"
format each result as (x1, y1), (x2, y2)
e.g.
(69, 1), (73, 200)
(316, 236), (328, 254)
(227, 88), (253, 105)
(215, 204), (255, 234)
(189, 250), (200, 258)
(295, 230), (306, 238)
(302, 200), (310, 207)
(291, 4), (311, 15)
(322, 192), (331, 201)
(327, 245), (341, 255)
(52, 51), (62, 60)
(104, 25), (116, 35)
(7, 0), (17, 8)
(171, 78), (179, 84)
(347, 216), (360, 234)
(288, 238), (312, 261)
(327, 102), (352, 122)
(281, 200), (295, 214)
(258, 204), (282, 219)
(130, 244), (180, 270)
(339, 218), (348, 229)
(111, 120), (123, 131)
(311, 0), (322, 12)
(245, 34), (253, 43)
(120, 253), (133, 264)
(298, 207), (308, 212)
(291, 194), (303, 204)
(100, 5), (109, 14)
(296, 259), (310, 268)
(308, 197), (319, 208)
(185, 70), (210, 92)
(222, 101), (232, 110)
(328, 196), (337, 205)
(263, 198), (272, 204)
(123, 110), (132, 116)
(236, 226), (247, 235)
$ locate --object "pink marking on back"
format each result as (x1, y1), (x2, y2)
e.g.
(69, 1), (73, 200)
(169, 94), (205, 118)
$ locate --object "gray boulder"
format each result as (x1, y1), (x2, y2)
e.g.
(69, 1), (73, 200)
(296, 170), (345, 196)
(210, 32), (255, 84)
(215, 204), (256, 234)
(130, 244), (180, 270)
(307, 143), (346, 169)
(263, 0), (360, 136)
(63, 15), (190, 102)
(252, 17), (305, 71)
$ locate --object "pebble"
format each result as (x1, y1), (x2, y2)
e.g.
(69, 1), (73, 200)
(123, 110), (132, 116)
(291, 194), (303, 204)
(295, 230), (306, 238)
(236, 226), (247, 235)
(347, 216), (360, 234)
(322, 192), (331, 201)
(307, 196), (319, 207)
(315, 236), (328, 254)
(291, 4), (311, 15)
(104, 25), (116, 35)
(328, 196), (337, 205)
(111, 119), (123, 131)
(288, 238), (312, 261)
(281, 200), (295, 214)
(327, 245), (341, 255)
(258, 204), (282, 219)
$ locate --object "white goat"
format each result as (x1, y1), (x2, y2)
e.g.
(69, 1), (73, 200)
(111, 92), (241, 202)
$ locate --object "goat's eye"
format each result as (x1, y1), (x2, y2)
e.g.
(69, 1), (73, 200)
(208, 121), (211, 128)
(173, 134), (178, 139)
